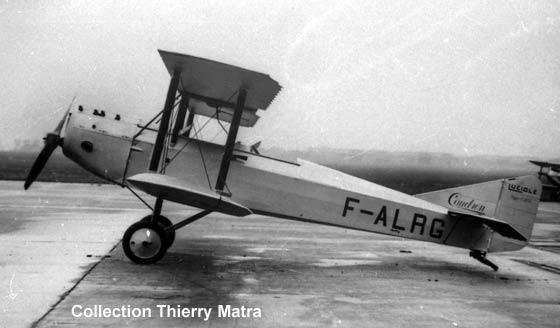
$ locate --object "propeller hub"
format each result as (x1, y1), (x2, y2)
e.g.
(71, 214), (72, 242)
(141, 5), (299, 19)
(44, 132), (62, 147)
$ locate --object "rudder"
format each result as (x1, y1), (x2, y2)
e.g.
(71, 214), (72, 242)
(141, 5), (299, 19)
(493, 175), (541, 241)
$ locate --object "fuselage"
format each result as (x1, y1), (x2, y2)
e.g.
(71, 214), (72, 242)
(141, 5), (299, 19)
(61, 107), (523, 253)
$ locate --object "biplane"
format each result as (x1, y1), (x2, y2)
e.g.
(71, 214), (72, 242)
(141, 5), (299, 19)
(530, 160), (560, 201)
(24, 50), (542, 271)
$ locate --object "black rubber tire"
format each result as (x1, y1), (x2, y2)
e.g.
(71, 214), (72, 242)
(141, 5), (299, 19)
(122, 220), (168, 264)
(141, 215), (175, 248)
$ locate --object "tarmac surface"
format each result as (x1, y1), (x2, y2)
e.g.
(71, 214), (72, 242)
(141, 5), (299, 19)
(1, 181), (559, 327)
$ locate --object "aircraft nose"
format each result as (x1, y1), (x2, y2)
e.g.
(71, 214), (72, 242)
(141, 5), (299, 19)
(61, 108), (135, 185)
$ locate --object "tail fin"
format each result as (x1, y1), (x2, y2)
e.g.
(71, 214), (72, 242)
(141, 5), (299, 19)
(494, 175), (541, 240)
(416, 175), (542, 242)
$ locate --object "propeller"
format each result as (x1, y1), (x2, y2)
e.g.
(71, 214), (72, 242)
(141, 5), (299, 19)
(24, 98), (75, 190)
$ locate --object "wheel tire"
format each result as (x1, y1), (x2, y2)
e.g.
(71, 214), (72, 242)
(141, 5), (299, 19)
(141, 215), (175, 248)
(122, 220), (168, 264)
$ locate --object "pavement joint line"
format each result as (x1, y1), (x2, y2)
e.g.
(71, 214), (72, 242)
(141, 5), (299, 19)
(29, 239), (123, 328)
(529, 244), (560, 255)
(512, 259), (560, 275)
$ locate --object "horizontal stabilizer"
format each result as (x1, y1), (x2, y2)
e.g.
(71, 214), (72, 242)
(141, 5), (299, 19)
(127, 173), (252, 217)
(530, 160), (560, 172)
(448, 211), (527, 241)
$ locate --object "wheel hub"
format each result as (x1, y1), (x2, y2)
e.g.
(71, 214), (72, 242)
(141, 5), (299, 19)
(129, 228), (162, 259)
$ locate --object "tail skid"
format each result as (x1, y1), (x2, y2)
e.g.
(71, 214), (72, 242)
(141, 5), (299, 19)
(469, 250), (499, 271)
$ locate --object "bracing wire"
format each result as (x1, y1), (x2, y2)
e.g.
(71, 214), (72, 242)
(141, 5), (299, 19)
(125, 184), (153, 210)
(216, 117), (230, 134)
(157, 88), (242, 192)
(196, 138), (213, 189)
(208, 128), (224, 144)
(165, 113), (216, 165)
(160, 96), (180, 174)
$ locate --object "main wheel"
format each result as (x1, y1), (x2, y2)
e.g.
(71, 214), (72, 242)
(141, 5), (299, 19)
(140, 215), (175, 248)
(122, 220), (168, 264)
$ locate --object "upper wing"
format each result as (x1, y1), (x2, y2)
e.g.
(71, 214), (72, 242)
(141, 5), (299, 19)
(158, 49), (282, 127)
(127, 173), (252, 217)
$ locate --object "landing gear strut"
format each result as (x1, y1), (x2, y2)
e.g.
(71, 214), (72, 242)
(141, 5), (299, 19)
(469, 250), (499, 271)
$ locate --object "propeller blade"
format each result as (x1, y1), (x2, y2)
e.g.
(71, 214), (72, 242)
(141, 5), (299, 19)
(23, 134), (59, 190)
(54, 96), (75, 134)
(24, 97), (74, 190)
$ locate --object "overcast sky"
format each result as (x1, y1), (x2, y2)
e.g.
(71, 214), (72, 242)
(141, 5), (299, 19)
(1, 0), (559, 157)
